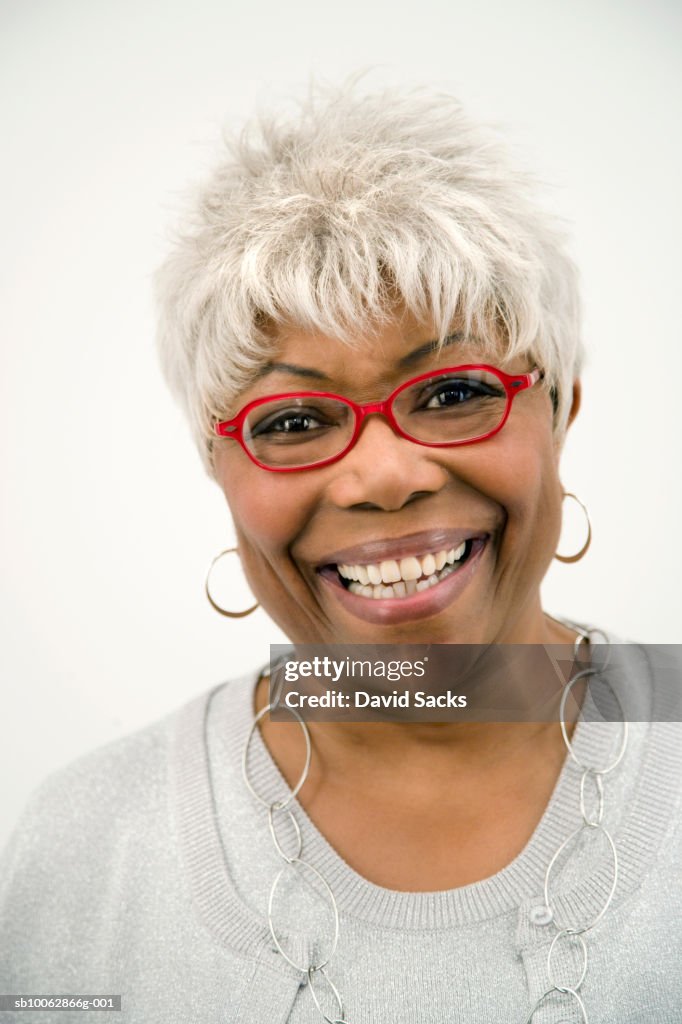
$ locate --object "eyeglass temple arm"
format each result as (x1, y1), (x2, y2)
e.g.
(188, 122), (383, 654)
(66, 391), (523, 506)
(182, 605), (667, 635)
(215, 422), (238, 437)
(511, 367), (543, 390)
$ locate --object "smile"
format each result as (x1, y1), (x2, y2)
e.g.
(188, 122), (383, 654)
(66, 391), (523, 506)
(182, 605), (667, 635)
(337, 541), (472, 599)
(316, 529), (489, 623)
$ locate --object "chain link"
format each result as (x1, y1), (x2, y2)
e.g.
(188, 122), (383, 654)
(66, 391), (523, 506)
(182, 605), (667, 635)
(524, 986), (588, 1023)
(268, 802), (303, 862)
(579, 771), (604, 827)
(242, 703), (311, 807)
(546, 931), (588, 992)
(308, 966), (346, 1024)
(267, 857), (340, 971)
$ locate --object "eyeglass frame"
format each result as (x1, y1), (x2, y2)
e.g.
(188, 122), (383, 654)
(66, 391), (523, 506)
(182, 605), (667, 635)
(213, 363), (543, 472)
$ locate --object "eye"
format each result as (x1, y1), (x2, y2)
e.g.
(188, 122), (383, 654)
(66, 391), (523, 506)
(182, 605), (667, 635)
(247, 400), (348, 443)
(252, 409), (328, 435)
(420, 376), (503, 409)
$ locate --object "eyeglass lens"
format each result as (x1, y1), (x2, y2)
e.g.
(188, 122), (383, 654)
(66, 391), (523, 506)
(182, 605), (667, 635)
(242, 368), (508, 468)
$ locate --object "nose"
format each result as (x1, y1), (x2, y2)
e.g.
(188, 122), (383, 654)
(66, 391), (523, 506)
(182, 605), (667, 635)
(322, 413), (450, 512)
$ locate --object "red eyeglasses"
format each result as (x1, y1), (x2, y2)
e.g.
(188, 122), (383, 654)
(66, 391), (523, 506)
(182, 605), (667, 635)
(214, 364), (542, 471)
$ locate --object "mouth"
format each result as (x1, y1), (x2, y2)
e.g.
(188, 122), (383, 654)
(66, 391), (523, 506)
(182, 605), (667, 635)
(316, 530), (488, 621)
(330, 539), (474, 599)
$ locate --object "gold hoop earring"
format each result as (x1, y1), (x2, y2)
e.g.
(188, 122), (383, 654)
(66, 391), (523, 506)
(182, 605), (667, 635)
(204, 547), (260, 618)
(554, 492), (592, 564)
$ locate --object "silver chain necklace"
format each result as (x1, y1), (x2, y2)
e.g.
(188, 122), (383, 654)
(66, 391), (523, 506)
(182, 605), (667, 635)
(242, 633), (627, 1024)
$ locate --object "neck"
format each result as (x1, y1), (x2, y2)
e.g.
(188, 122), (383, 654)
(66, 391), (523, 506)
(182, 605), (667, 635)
(255, 611), (588, 791)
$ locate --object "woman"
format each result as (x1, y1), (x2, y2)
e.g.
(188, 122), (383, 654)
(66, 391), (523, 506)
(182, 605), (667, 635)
(1, 84), (680, 1023)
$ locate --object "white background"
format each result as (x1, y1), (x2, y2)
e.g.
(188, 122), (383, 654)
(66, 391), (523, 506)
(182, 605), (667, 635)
(1, 0), (680, 849)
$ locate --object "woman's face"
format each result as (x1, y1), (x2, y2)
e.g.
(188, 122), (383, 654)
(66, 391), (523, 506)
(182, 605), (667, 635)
(213, 314), (578, 645)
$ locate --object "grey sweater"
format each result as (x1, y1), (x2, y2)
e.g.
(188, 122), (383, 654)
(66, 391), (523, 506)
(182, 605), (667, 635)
(1, 640), (681, 1023)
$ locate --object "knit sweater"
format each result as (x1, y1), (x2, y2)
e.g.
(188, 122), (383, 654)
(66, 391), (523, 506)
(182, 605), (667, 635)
(1, 637), (681, 1023)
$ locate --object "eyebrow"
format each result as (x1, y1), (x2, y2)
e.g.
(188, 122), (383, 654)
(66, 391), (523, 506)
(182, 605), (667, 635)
(256, 332), (466, 381)
(398, 331), (465, 367)
(255, 361), (330, 381)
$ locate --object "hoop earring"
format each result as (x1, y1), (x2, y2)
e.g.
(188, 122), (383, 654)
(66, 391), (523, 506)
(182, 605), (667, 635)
(554, 492), (592, 564)
(205, 547), (260, 618)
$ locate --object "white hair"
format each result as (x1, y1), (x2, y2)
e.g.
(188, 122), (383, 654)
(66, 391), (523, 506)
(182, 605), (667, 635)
(155, 82), (582, 477)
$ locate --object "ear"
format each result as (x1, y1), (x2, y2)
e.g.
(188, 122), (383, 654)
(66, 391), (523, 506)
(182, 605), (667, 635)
(553, 379), (581, 457)
(566, 379), (581, 430)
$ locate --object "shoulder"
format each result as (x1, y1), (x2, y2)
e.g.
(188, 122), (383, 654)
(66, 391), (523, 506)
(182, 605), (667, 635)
(607, 639), (682, 875)
(0, 676), (271, 1000)
(10, 707), (171, 836)
(0, 683), (224, 886)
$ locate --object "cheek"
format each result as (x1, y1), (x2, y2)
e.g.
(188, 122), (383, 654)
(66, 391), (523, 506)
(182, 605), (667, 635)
(217, 454), (316, 560)
(468, 429), (564, 559)
(508, 447), (564, 570)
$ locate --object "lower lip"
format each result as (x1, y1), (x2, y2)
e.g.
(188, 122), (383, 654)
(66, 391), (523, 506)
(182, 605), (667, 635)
(319, 538), (488, 625)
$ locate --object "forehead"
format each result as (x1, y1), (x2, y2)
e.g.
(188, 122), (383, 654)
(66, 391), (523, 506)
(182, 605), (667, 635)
(256, 315), (506, 394)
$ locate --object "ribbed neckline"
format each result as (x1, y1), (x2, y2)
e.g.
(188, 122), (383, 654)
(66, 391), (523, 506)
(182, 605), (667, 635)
(172, 635), (682, 953)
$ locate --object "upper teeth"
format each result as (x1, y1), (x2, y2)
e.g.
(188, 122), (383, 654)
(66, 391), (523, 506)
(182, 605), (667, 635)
(337, 543), (467, 585)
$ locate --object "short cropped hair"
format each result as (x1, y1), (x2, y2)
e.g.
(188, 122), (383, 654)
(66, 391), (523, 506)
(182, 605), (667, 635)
(155, 83), (582, 477)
